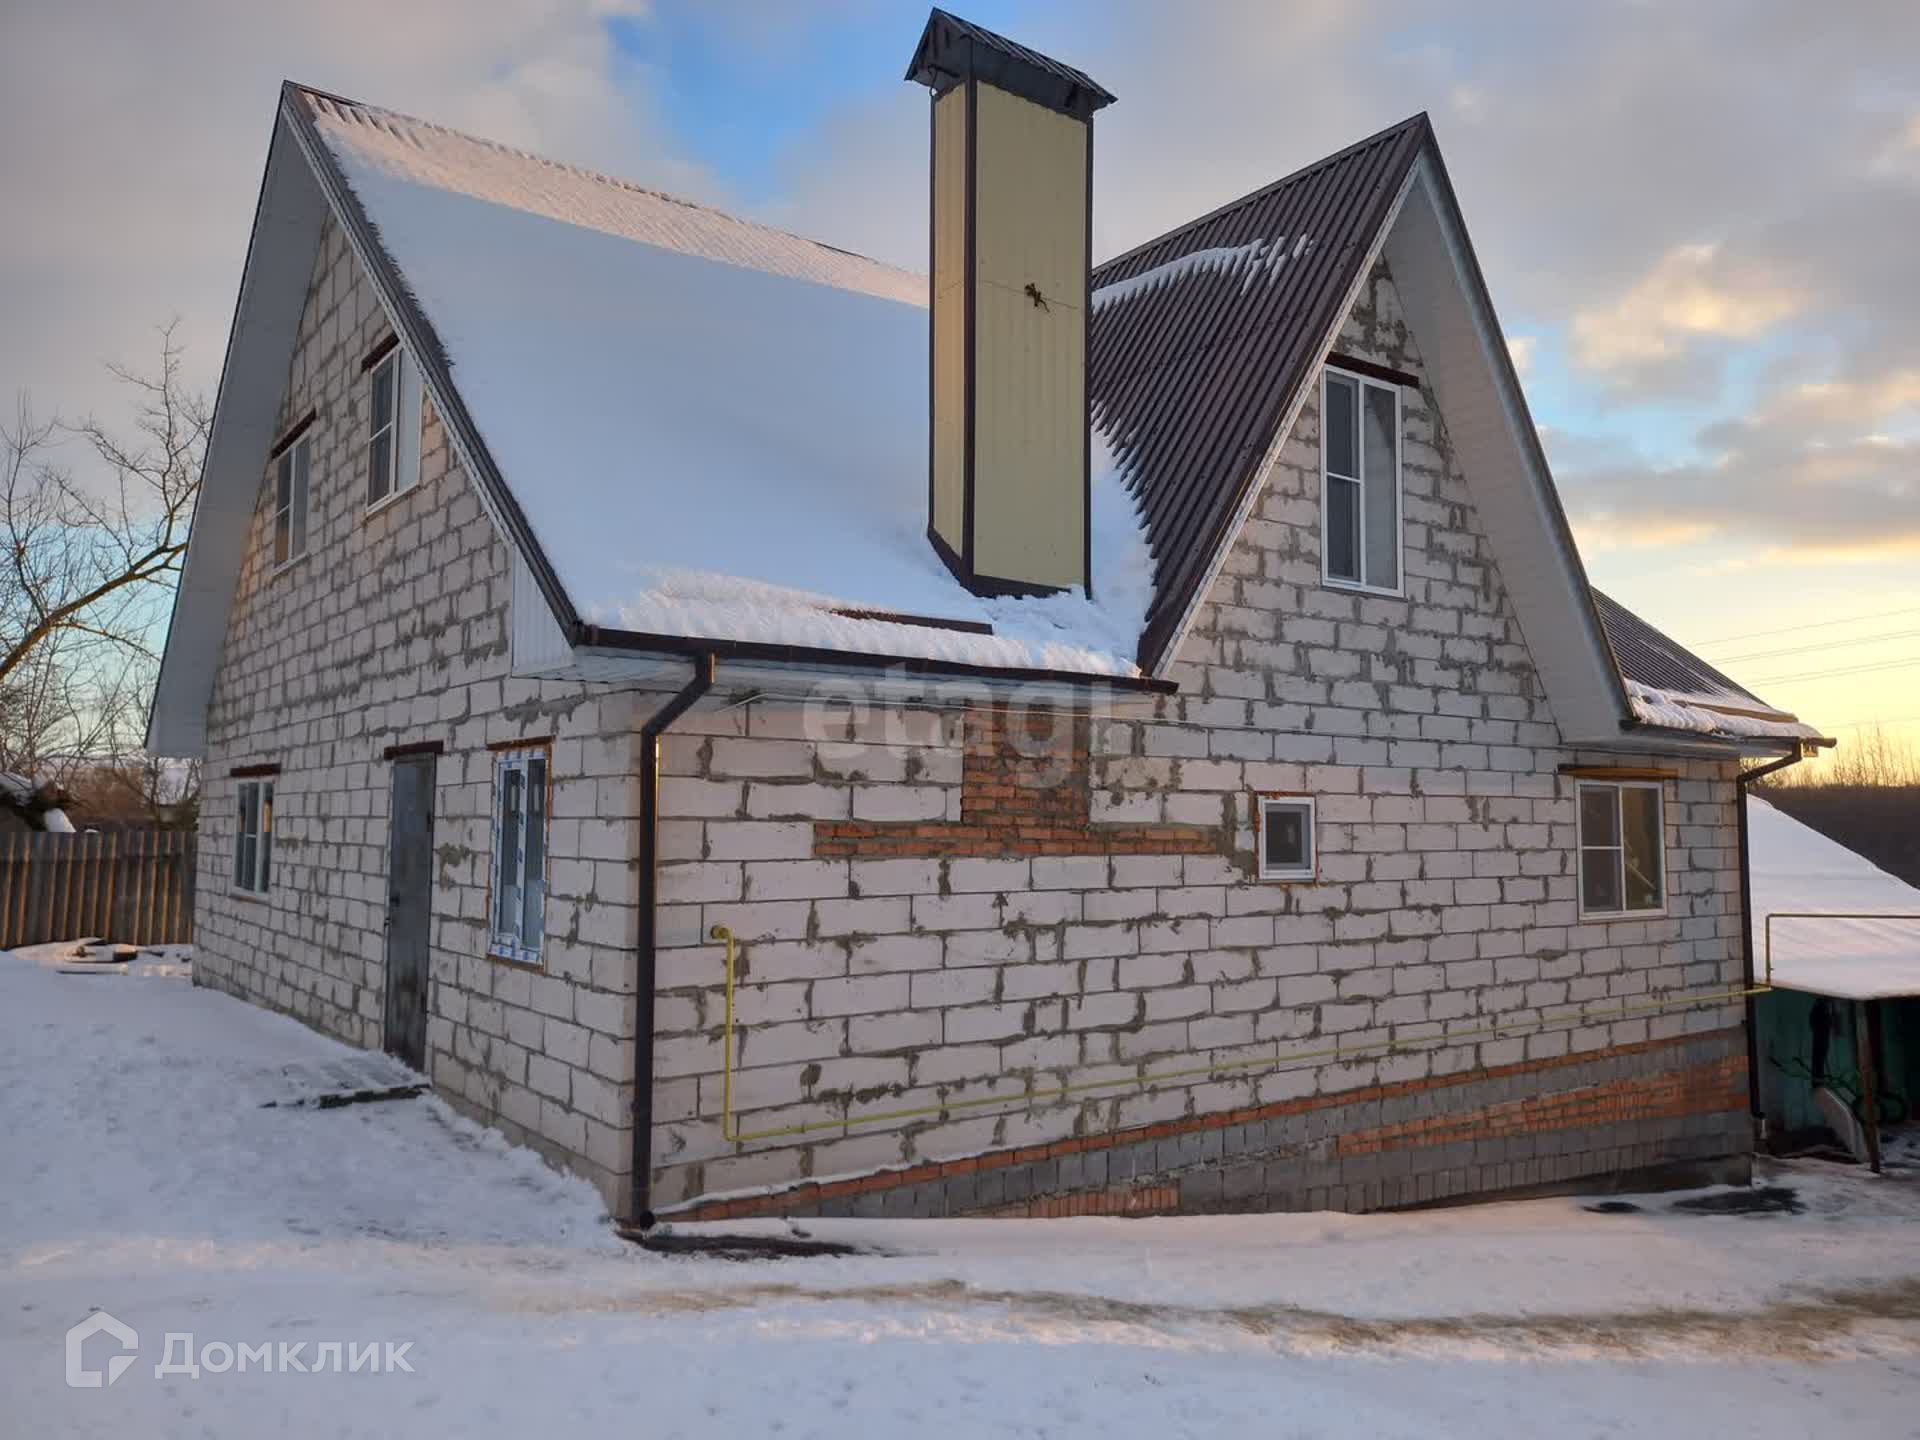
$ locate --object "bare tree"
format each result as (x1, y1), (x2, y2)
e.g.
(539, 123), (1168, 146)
(0, 324), (207, 781)
(1757, 724), (1920, 789)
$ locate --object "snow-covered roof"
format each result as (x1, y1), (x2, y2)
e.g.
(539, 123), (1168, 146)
(1749, 795), (1920, 1000)
(302, 90), (1154, 680)
(150, 84), (1823, 750)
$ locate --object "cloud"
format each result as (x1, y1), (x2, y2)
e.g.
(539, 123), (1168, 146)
(1506, 334), (1537, 377)
(1569, 243), (1804, 372)
(0, 0), (713, 434)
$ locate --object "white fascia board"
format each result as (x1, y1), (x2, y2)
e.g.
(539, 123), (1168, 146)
(147, 119), (328, 758)
(1380, 160), (1629, 744)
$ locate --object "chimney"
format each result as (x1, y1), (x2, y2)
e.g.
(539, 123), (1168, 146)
(906, 9), (1115, 597)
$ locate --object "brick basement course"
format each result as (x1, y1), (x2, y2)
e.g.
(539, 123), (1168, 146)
(668, 1029), (1748, 1222)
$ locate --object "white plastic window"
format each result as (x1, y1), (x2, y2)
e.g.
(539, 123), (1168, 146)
(490, 747), (548, 962)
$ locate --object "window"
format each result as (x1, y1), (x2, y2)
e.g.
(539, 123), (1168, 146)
(272, 436), (310, 568)
(233, 779), (273, 894)
(365, 346), (422, 510)
(1577, 781), (1665, 917)
(1321, 367), (1401, 593)
(1257, 795), (1316, 881)
(489, 746), (548, 963)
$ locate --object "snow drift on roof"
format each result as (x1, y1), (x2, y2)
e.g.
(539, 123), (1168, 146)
(1749, 795), (1920, 1000)
(1624, 679), (1822, 743)
(307, 93), (1153, 678)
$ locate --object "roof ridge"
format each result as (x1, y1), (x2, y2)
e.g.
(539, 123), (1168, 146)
(1095, 112), (1430, 277)
(284, 81), (922, 286)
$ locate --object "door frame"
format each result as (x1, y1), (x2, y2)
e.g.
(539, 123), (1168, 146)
(382, 749), (437, 1070)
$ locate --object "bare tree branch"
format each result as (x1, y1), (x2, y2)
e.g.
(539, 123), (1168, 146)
(0, 322), (207, 779)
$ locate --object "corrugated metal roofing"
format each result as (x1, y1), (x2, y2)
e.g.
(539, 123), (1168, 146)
(297, 89), (925, 308)
(1591, 589), (1772, 708)
(1088, 115), (1431, 669)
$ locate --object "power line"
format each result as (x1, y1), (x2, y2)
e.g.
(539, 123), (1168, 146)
(1826, 714), (1920, 729)
(1716, 626), (1920, 666)
(1747, 655), (1920, 687)
(1692, 603), (1920, 649)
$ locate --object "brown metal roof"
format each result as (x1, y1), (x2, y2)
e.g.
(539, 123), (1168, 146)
(1591, 589), (1769, 707)
(1089, 114), (1431, 671)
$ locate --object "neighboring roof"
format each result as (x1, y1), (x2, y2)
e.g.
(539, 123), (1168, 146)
(1593, 591), (1823, 743)
(905, 8), (1115, 117)
(1749, 794), (1920, 1001)
(1090, 115), (1429, 668)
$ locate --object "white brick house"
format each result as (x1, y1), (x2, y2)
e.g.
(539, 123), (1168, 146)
(150, 11), (1827, 1227)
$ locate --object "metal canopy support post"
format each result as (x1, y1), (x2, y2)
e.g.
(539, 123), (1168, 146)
(1856, 999), (1883, 1176)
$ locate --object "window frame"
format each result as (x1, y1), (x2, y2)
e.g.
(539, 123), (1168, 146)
(1575, 779), (1667, 920)
(1319, 364), (1405, 597)
(232, 778), (274, 896)
(487, 742), (551, 965)
(271, 435), (311, 574)
(364, 349), (400, 511)
(1255, 793), (1318, 882)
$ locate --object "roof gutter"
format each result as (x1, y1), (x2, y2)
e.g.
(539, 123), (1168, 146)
(576, 623), (1177, 696)
(1735, 743), (1814, 1139)
(626, 651), (716, 1231)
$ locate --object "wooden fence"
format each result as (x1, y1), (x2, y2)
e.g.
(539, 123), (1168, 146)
(0, 830), (196, 949)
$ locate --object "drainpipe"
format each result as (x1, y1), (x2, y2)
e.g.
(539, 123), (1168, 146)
(627, 651), (716, 1230)
(1735, 743), (1808, 1141)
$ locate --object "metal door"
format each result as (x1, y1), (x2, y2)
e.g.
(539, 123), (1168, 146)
(383, 754), (435, 1070)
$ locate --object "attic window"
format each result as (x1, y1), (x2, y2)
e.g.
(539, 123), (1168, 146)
(365, 347), (422, 510)
(1321, 366), (1401, 594)
(272, 436), (310, 569)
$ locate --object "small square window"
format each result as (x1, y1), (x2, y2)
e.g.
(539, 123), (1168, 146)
(1257, 795), (1316, 881)
(489, 746), (549, 963)
(233, 779), (274, 894)
(1577, 780), (1665, 917)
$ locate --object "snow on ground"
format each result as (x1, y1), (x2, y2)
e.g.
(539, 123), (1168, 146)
(7, 949), (1920, 1438)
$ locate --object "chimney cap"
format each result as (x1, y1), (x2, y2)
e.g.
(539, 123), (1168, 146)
(905, 8), (1115, 120)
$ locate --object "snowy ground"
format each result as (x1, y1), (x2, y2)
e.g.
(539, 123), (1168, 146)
(6, 949), (1919, 1438)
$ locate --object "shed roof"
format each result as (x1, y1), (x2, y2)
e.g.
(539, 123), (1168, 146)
(1749, 795), (1920, 1001)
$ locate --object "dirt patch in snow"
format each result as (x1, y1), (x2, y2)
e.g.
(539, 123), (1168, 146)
(496, 1274), (1920, 1360)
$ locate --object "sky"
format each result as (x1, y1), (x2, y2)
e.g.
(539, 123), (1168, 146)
(4, 0), (1917, 764)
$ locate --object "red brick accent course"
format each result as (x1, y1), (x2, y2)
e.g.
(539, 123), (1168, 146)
(1336, 1051), (1746, 1156)
(814, 704), (1221, 858)
(667, 1029), (1746, 1223)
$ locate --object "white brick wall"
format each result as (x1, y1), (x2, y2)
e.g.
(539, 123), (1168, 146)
(644, 261), (1745, 1211)
(193, 232), (1745, 1220)
(194, 215), (647, 1209)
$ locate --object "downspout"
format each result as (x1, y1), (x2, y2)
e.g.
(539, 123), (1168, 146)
(626, 651), (716, 1230)
(1735, 743), (1809, 1143)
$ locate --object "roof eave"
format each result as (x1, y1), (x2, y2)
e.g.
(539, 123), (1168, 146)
(578, 623), (1177, 696)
